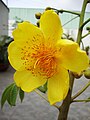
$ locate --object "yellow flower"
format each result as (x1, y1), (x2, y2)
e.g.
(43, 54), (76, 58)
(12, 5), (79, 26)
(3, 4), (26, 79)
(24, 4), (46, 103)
(8, 10), (89, 105)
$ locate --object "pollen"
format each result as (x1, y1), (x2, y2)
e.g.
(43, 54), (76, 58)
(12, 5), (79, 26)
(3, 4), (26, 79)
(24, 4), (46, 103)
(20, 41), (57, 78)
(31, 44), (57, 78)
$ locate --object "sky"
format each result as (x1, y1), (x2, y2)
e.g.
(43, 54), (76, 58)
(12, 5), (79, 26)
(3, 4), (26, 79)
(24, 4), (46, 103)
(2, 0), (90, 11)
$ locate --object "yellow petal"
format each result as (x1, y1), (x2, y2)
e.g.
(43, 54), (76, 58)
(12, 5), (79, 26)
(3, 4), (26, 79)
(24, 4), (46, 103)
(8, 41), (25, 71)
(13, 21), (45, 48)
(57, 39), (89, 72)
(8, 41), (34, 71)
(14, 70), (47, 92)
(48, 67), (69, 105)
(40, 10), (63, 44)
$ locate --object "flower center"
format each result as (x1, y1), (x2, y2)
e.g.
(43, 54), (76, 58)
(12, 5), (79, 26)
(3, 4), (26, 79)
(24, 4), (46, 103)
(32, 44), (57, 78)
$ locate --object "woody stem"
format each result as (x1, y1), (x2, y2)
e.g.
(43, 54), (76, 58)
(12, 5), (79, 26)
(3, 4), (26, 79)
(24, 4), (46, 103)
(57, 0), (88, 120)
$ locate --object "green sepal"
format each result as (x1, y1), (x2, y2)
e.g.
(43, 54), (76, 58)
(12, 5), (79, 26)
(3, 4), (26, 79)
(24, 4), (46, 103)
(38, 82), (47, 93)
(19, 88), (24, 103)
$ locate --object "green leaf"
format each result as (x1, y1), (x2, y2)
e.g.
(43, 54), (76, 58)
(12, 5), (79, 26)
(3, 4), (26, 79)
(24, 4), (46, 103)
(1, 83), (15, 109)
(9, 84), (19, 106)
(38, 82), (47, 93)
(19, 88), (24, 103)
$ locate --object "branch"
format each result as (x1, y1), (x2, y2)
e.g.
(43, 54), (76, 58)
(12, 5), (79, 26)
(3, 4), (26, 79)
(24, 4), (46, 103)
(80, 18), (90, 29)
(72, 81), (90, 100)
(52, 8), (80, 16)
(82, 32), (90, 39)
(62, 16), (79, 27)
(76, 0), (88, 45)
(34, 90), (59, 109)
(81, 40), (84, 50)
(72, 99), (90, 103)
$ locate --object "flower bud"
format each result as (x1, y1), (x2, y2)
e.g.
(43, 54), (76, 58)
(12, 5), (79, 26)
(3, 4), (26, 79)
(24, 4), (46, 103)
(84, 68), (90, 79)
(36, 21), (40, 27)
(72, 72), (83, 79)
(35, 12), (42, 19)
(85, 46), (90, 55)
(45, 7), (52, 11)
(86, 26), (90, 32)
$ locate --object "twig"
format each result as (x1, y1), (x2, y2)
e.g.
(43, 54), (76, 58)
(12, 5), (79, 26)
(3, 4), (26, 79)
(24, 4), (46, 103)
(82, 32), (90, 39)
(81, 40), (84, 50)
(62, 16), (79, 27)
(72, 81), (90, 100)
(76, 0), (88, 45)
(34, 89), (59, 109)
(80, 18), (90, 29)
(51, 8), (80, 16)
(72, 99), (90, 103)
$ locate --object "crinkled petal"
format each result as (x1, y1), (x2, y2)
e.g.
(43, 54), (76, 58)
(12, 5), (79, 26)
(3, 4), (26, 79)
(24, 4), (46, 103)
(40, 10), (63, 44)
(57, 39), (89, 72)
(48, 67), (69, 105)
(14, 71), (47, 92)
(13, 21), (45, 48)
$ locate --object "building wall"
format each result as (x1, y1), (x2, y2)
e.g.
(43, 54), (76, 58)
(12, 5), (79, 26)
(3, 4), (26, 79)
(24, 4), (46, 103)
(9, 8), (90, 49)
(9, 8), (90, 29)
(0, 0), (9, 36)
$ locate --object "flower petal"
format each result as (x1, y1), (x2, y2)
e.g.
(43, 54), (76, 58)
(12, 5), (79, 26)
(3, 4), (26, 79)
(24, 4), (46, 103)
(14, 71), (47, 92)
(40, 10), (63, 43)
(48, 67), (69, 105)
(57, 39), (89, 72)
(13, 21), (45, 48)
(8, 41), (25, 71)
(8, 41), (34, 71)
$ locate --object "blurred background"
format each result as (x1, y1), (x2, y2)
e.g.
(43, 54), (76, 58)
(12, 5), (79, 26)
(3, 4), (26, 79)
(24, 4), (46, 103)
(1, 0), (90, 45)
(0, 0), (90, 120)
